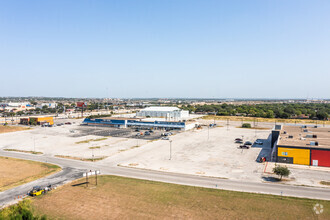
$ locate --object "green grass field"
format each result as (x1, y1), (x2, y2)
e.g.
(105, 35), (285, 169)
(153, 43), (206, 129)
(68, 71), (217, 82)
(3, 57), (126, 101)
(31, 175), (330, 219)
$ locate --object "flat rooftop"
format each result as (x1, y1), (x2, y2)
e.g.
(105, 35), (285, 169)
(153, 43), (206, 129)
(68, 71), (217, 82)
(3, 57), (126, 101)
(140, 106), (181, 112)
(278, 125), (330, 149)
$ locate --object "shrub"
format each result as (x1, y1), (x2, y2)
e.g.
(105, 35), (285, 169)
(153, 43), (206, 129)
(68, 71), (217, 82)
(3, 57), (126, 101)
(0, 199), (47, 220)
(242, 123), (251, 128)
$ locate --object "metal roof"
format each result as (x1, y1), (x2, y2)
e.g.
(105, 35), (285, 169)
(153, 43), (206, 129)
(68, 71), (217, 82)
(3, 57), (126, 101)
(140, 106), (180, 112)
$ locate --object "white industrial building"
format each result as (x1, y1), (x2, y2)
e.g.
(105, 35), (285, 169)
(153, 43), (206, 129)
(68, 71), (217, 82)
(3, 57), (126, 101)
(136, 106), (189, 120)
(36, 103), (58, 109)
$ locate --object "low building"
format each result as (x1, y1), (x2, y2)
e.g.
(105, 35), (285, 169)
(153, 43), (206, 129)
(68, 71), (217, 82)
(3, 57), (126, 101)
(271, 125), (330, 167)
(136, 106), (189, 120)
(0, 102), (33, 112)
(36, 103), (57, 109)
(82, 117), (195, 131)
(20, 116), (54, 125)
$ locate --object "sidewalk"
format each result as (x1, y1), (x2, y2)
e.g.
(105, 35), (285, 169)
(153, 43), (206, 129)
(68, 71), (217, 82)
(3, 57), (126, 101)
(264, 162), (330, 174)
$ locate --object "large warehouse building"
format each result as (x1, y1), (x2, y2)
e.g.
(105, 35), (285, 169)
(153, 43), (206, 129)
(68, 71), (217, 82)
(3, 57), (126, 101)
(136, 106), (189, 120)
(271, 125), (330, 167)
(82, 117), (196, 131)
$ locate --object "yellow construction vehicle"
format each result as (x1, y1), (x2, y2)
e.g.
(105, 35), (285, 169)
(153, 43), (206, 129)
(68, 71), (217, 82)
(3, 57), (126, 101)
(28, 185), (49, 197)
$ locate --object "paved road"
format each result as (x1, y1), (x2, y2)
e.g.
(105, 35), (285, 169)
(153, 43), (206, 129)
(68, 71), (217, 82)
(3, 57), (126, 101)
(1, 150), (330, 206)
(0, 167), (84, 207)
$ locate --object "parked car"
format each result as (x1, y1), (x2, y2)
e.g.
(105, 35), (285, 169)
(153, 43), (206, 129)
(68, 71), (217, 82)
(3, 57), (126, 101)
(239, 145), (250, 149)
(65, 122), (72, 125)
(235, 138), (243, 141)
(235, 140), (243, 144)
(255, 140), (263, 145)
(244, 141), (253, 145)
(144, 131), (150, 135)
(161, 137), (169, 140)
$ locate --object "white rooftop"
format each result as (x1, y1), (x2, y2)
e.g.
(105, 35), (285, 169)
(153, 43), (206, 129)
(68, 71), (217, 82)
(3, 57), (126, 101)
(141, 106), (181, 112)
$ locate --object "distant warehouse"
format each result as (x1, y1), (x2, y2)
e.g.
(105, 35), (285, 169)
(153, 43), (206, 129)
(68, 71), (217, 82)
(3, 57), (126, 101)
(271, 125), (330, 167)
(136, 107), (189, 120)
(82, 117), (196, 131)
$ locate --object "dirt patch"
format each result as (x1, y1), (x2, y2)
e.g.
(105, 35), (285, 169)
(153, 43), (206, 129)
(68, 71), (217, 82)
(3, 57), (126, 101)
(55, 155), (107, 162)
(0, 156), (60, 192)
(32, 175), (330, 220)
(0, 126), (29, 134)
(75, 137), (107, 144)
(320, 181), (330, 186)
(203, 115), (330, 125)
(236, 126), (270, 130)
(4, 149), (43, 154)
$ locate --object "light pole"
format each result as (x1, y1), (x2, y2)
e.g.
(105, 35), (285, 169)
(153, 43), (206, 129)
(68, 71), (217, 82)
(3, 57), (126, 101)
(92, 147), (94, 162)
(33, 136), (36, 152)
(169, 140), (172, 160)
(208, 125), (210, 141)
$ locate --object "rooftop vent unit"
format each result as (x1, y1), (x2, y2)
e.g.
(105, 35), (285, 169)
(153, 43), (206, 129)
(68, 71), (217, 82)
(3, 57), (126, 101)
(303, 129), (308, 132)
(306, 134), (316, 138)
(283, 131), (287, 134)
(314, 126), (318, 128)
(310, 141), (319, 146)
(302, 125), (307, 128)
(288, 135), (293, 138)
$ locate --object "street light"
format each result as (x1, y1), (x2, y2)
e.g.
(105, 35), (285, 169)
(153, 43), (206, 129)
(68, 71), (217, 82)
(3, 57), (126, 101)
(169, 140), (172, 160)
(92, 147), (94, 162)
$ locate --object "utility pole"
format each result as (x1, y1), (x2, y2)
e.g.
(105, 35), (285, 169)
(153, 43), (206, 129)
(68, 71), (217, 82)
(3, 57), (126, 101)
(33, 137), (36, 152)
(208, 125), (210, 141)
(255, 119), (257, 137)
(169, 140), (172, 160)
(86, 172), (88, 188)
(95, 170), (98, 186)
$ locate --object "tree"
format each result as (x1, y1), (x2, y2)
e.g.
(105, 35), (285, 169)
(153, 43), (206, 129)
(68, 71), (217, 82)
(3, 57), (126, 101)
(273, 166), (290, 180)
(316, 110), (328, 120)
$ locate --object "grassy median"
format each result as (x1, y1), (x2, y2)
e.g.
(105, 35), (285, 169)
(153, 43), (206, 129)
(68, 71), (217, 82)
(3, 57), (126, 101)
(31, 175), (330, 219)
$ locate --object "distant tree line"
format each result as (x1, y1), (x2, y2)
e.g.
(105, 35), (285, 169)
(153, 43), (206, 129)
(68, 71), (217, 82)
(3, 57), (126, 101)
(180, 103), (329, 120)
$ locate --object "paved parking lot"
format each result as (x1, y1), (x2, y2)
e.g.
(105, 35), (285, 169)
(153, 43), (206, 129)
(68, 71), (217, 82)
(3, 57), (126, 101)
(1, 118), (329, 188)
(71, 125), (178, 140)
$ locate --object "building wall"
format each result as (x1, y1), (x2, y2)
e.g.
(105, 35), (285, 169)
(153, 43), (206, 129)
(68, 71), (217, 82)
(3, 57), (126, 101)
(35, 117), (54, 125)
(137, 110), (189, 119)
(311, 149), (330, 167)
(277, 147), (310, 165)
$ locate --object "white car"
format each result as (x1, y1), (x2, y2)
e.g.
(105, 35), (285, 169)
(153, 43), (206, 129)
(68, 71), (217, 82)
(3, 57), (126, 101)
(255, 140), (263, 145)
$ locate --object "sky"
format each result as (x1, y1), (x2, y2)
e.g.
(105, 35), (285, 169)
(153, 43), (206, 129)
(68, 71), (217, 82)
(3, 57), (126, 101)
(0, 0), (329, 99)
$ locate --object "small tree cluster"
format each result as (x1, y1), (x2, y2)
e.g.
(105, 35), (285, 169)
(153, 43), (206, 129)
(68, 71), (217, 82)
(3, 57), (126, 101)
(273, 165), (290, 180)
